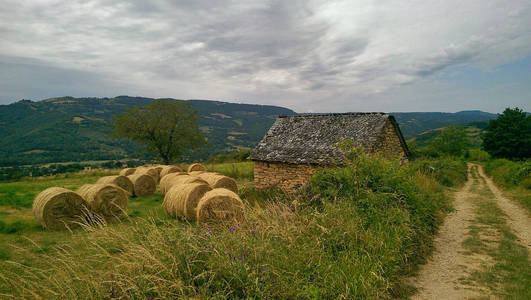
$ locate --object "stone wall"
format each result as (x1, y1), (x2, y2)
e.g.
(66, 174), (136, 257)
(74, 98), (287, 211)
(374, 119), (407, 158)
(254, 161), (321, 190)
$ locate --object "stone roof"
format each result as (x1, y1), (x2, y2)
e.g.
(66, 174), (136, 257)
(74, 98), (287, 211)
(249, 112), (409, 165)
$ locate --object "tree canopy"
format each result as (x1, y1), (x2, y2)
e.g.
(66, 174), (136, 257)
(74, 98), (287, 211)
(430, 126), (469, 156)
(482, 107), (531, 159)
(113, 100), (205, 164)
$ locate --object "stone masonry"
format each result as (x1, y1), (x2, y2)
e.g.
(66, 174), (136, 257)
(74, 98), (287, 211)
(374, 119), (408, 158)
(254, 161), (321, 190)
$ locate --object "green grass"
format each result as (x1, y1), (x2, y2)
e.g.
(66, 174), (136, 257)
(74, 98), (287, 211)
(0, 159), (459, 298)
(462, 166), (531, 298)
(0, 169), (117, 208)
(409, 157), (468, 187)
(484, 159), (531, 213)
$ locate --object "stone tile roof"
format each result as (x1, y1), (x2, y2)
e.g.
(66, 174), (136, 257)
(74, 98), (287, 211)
(249, 112), (408, 165)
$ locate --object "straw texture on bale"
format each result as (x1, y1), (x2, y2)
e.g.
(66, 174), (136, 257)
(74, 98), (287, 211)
(163, 183), (212, 219)
(187, 163), (206, 172)
(96, 175), (134, 195)
(33, 187), (89, 230)
(77, 184), (128, 220)
(159, 172), (188, 195)
(196, 189), (244, 226)
(152, 165), (164, 176)
(196, 172), (238, 193)
(163, 175), (208, 195)
(135, 166), (160, 182)
(119, 168), (136, 176)
(189, 170), (206, 176)
(127, 174), (156, 197)
(160, 165), (183, 178)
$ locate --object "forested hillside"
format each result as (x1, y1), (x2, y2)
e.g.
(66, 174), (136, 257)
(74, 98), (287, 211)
(391, 110), (496, 137)
(0, 96), (295, 166)
(0, 96), (500, 166)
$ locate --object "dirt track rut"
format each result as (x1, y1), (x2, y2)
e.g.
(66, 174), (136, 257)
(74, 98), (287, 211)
(410, 163), (531, 299)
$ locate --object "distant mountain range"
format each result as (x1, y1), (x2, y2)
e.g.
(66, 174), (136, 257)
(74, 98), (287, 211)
(0, 96), (500, 166)
(390, 110), (497, 137)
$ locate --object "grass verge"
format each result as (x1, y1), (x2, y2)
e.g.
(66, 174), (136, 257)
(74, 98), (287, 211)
(462, 166), (531, 298)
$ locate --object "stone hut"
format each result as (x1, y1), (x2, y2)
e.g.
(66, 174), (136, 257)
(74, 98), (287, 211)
(249, 113), (410, 190)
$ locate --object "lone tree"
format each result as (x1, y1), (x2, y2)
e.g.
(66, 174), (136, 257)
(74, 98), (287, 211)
(114, 100), (205, 164)
(483, 107), (531, 159)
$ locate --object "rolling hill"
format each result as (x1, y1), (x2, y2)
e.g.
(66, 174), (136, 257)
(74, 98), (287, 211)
(0, 96), (295, 166)
(0, 96), (500, 166)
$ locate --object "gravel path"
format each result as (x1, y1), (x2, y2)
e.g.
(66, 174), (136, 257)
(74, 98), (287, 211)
(411, 164), (488, 300)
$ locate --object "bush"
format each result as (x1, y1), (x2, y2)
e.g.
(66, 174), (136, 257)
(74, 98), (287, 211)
(409, 157), (468, 187)
(301, 151), (451, 296)
(485, 159), (531, 189)
(466, 149), (490, 161)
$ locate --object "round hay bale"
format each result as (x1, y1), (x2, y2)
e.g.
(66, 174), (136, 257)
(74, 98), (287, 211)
(77, 184), (128, 220)
(196, 189), (244, 226)
(33, 187), (89, 230)
(159, 172), (188, 195)
(196, 173), (238, 193)
(189, 170), (206, 176)
(188, 163), (206, 172)
(163, 183), (212, 219)
(160, 165), (183, 178)
(164, 175), (208, 194)
(96, 175), (134, 195)
(127, 174), (156, 197)
(119, 168), (136, 176)
(151, 165), (164, 176)
(135, 166), (160, 182)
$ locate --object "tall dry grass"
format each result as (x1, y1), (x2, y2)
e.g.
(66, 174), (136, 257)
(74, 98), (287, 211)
(0, 156), (457, 298)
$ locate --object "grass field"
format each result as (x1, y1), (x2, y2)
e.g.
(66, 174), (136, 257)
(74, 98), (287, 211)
(0, 163), (253, 260)
(0, 158), (460, 298)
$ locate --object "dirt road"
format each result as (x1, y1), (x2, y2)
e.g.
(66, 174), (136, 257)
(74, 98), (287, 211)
(411, 163), (531, 299)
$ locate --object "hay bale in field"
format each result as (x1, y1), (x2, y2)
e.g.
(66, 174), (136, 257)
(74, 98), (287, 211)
(33, 187), (89, 230)
(127, 174), (157, 197)
(159, 172), (188, 195)
(119, 168), (136, 176)
(151, 165), (164, 176)
(96, 175), (134, 195)
(163, 175), (208, 195)
(188, 163), (206, 172)
(196, 189), (244, 226)
(77, 184), (128, 220)
(135, 166), (160, 182)
(196, 172), (238, 193)
(160, 165), (183, 178)
(163, 183), (212, 219)
(189, 170), (206, 176)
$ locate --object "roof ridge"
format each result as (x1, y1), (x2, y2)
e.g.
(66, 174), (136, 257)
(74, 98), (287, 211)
(279, 112), (387, 118)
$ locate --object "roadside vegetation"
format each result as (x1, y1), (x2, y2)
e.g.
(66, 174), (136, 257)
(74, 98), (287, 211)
(464, 108), (531, 214)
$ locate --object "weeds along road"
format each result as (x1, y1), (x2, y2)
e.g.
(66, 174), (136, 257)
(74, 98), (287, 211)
(411, 163), (531, 300)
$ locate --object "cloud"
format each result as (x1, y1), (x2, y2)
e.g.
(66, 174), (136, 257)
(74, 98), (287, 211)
(0, 0), (530, 112)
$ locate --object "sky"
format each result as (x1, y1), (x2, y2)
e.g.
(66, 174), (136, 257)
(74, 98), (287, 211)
(0, 0), (530, 113)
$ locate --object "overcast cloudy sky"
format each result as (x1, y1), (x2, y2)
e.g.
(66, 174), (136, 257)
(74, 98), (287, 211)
(1, 0), (530, 113)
